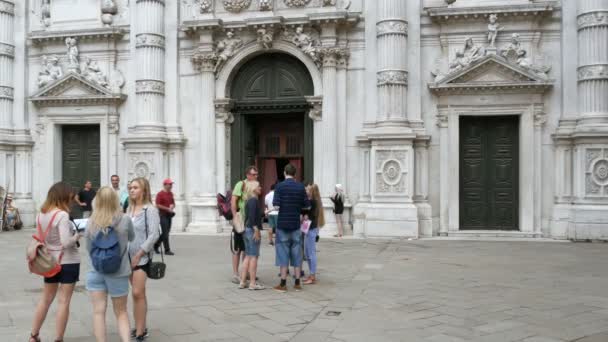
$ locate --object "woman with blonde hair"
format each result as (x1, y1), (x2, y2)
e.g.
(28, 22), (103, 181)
(85, 186), (134, 342)
(303, 184), (324, 285)
(126, 177), (160, 341)
(29, 182), (81, 342)
(239, 180), (265, 290)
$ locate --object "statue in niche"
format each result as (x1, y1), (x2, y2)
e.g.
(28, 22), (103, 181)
(449, 37), (485, 72)
(81, 57), (109, 87)
(38, 55), (63, 88)
(291, 26), (319, 64)
(257, 28), (274, 49)
(214, 31), (243, 73)
(487, 14), (502, 48)
(65, 37), (80, 72)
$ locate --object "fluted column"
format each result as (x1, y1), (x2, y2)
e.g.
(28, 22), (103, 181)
(0, 0), (14, 132)
(134, 0), (165, 132)
(214, 98), (232, 194)
(376, 0), (408, 122)
(336, 51), (348, 188)
(319, 48), (338, 196)
(577, 0), (608, 127)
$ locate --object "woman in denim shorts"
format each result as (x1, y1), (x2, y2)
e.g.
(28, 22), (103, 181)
(85, 186), (134, 342)
(239, 181), (265, 290)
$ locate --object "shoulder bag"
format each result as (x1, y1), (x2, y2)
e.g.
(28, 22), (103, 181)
(144, 208), (166, 280)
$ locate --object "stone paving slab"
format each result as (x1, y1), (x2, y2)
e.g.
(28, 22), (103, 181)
(1, 230), (608, 341)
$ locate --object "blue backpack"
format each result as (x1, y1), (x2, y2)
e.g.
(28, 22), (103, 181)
(90, 227), (122, 274)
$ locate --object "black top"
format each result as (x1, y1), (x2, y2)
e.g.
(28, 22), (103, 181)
(303, 199), (319, 229)
(330, 194), (344, 214)
(78, 189), (96, 211)
(245, 197), (263, 230)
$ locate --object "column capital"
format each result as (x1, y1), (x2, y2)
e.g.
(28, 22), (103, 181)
(577, 11), (608, 30)
(0, 0), (14, 15)
(319, 47), (349, 68)
(192, 51), (218, 73)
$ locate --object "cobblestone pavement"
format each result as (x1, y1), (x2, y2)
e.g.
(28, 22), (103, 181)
(1, 230), (608, 342)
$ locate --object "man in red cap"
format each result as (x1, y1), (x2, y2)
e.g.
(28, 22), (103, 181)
(155, 178), (176, 255)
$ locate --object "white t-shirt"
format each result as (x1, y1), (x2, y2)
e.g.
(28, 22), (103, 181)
(265, 191), (278, 216)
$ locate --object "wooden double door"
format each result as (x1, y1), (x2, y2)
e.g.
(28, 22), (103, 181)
(62, 125), (100, 191)
(459, 116), (519, 230)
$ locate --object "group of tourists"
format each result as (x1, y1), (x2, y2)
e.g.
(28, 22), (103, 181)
(230, 164), (345, 291)
(26, 175), (175, 342)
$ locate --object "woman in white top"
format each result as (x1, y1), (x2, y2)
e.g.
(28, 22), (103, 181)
(29, 182), (81, 342)
(127, 177), (160, 341)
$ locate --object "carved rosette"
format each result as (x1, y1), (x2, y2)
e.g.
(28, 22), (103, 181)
(0, 42), (15, 58)
(191, 52), (218, 73)
(578, 65), (608, 82)
(377, 70), (408, 86)
(199, 0), (213, 12)
(577, 11), (608, 30)
(136, 34), (166, 49)
(223, 0), (251, 12)
(376, 19), (408, 38)
(585, 148), (608, 197)
(283, 0), (311, 7)
(375, 150), (408, 194)
(129, 153), (156, 181)
(135, 80), (165, 95)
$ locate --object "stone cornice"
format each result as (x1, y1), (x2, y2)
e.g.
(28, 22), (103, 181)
(425, 2), (557, 22)
(429, 82), (552, 95)
(30, 72), (126, 107)
(29, 26), (128, 45)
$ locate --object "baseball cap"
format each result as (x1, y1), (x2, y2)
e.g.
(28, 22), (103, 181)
(163, 178), (174, 185)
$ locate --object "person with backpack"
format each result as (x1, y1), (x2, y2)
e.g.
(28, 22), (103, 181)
(85, 186), (134, 342)
(127, 177), (161, 341)
(28, 182), (82, 342)
(230, 165), (258, 284)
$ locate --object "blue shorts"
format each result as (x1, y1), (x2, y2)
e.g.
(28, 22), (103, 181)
(86, 271), (130, 298)
(244, 227), (261, 257)
(275, 229), (302, 268)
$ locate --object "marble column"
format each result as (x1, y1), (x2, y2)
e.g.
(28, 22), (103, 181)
(133, 0), (165, 132)
(214, 98), (232, 195)
(376, 0), (408, 123)
(336, 51), (348, 189)
(319, 48), (339, 197)
(0, 0), (14, 133)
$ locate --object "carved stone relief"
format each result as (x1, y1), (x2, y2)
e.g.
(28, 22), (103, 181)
(65, 37), (80, 73)
(37, 55), (63, 88)
(223, 0), (251, 12)
(129, 152), (156, 181)
(283, 0), (311, 7)
(214, 31), (243, 73)
(259, 0), (272, 10)
(585, 148), (608, 197)
(283, 26), (320, 66)
(81, 57), (108, 87)
(375, 150), (408, 194)
(376, 20), (408, 37)
(377, 70), (408, 86)
(257, 28), (275, 49)
(198, 0), (213, 13)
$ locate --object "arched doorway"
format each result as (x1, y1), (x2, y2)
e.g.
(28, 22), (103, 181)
(230, 53), (314, 195)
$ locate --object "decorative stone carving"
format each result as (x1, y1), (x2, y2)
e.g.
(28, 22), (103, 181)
(136, 34), (166, 49)
(585, 149), (608, 196)
(101, 0), (118, 26)
(134, 161), (150, 178)
(375, 150), (408, 194)
(306, 96), (323, 121)
(377, 70), (408, 86)
(41, 0), (51, 27)
(487, 14), (502, 48)
(448, 37), (485, 73)
(436, 114), (448, 128)
(0, 0), (14, 14)
(284, 26), (320, 66)
(192, 52), (218, 72)
(0, 86), (13, 100)
(37, 55), (63, 88)
(0, 42), (15, 58)
(500, 33), (525, 63)
(376, 20), (408, 37)
(65, 37), (80, 73)
(81, 57), (108, 88)
(110, 70), (126, 93)
(214, 31), (243, 73)
(517, 52), (551, 80)
(577, 11), (608, 30)
(222, 0), (251, 12)
(283, 0), (311, 7)
(135, 80), (165, 94)
(197, 0), (213, 13)
(257, 28), (274, 49)
(107, 120), (120, 134)
(259, 0), (272, 10)
(323, 0), (336, 6)
(577, 65), (608, 82)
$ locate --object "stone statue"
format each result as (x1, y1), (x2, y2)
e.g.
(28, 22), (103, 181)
(214, 31), (243, 73)
(38, 55), (63, 88)
(81, 57), (108, 87)
(257, 28), (274, 49)
(516, 50), (551, 79)
(65, 37), (80, 72)
(501, 33), (525, 63)
(487, 14), (502, 48)
(291, 26), (319, 64)
(449, 37), (485, 72)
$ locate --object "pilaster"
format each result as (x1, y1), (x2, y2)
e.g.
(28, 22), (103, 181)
(0, 0), (14, 134)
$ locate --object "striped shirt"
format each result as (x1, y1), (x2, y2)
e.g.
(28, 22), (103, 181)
(273, 178), (310, 231)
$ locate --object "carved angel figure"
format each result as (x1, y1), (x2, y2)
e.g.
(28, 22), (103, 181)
(81, 57), (108, 87)
(38, 55), (63, 88)
(214, 31), (243, 73)
(65, 37), (80, 72)
(257, 28), (274, 49)
(292, 26), (319, 64)
(487, 14), (502, 48)
(449, 37), (485, 72)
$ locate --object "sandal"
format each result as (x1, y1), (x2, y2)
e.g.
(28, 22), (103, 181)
(249, 283), (265, 290)
(29, 333), (40, 342)
(238, 282), (247, 289)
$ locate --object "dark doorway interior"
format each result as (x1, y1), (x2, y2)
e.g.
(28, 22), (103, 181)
(62, 125), (100, 193)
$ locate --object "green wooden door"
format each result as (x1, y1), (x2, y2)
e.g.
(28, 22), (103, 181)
(459, 116), (519, 230)
(62, 125), (100, 191)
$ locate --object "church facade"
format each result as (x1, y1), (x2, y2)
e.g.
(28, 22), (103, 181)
(1, 0), (607, 239)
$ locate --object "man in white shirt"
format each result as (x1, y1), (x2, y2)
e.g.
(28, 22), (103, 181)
(265, 183), (278, 245)
(110, 175), (129, 208)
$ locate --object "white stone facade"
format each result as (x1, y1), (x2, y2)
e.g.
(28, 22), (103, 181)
(1, 0), (607, 240)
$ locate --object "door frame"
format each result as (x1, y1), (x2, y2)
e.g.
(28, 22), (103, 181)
(437, 102), (544, 235)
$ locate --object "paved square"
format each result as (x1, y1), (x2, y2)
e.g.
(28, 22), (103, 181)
(2, 231), (608, 341)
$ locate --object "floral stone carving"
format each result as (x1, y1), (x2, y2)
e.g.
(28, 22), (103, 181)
(375, 150), (408, 194)
(284, 0), (311, 7)
(585, 148), (608, 196)
(223, 0), (251, 12)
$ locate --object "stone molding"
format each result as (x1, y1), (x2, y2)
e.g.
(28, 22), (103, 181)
(0, 0), (14, 15)
(377, 70), (408, 86)
(223, 0), (251, 12)
(136, 0), (165, 4)
(0, 42), (15, 58)
(577, 65), (608, 82)
(426, 2), (557, 22)
(29, 27), (128, 45)
(577, 11), (608, 30)
(136, 33), (166, 49)
(30, 72), (127, 106)
(284, 0), (312, 7)
(0, 85), (14, 100)
(376, 19), (408, 37)
(135, 80), (165, 95)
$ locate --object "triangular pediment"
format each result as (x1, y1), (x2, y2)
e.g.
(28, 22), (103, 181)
(430, 54), (553, 94)
(30, 72), (126, 106)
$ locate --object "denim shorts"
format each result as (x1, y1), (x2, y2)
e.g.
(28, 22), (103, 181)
(86, 271), (130, 298)
(244, 227), (261, 257)
(275, 229), (302, 268)
(268, 215), (278, 232)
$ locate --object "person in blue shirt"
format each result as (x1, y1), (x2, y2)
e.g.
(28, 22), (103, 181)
(272, 164), (310, 292)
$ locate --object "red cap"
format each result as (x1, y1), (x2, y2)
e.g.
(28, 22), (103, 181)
(163, 178), (174, 185)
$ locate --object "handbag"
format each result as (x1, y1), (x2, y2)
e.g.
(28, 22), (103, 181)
(144, 208), (166, 280)
(26, 211), (62, 277)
